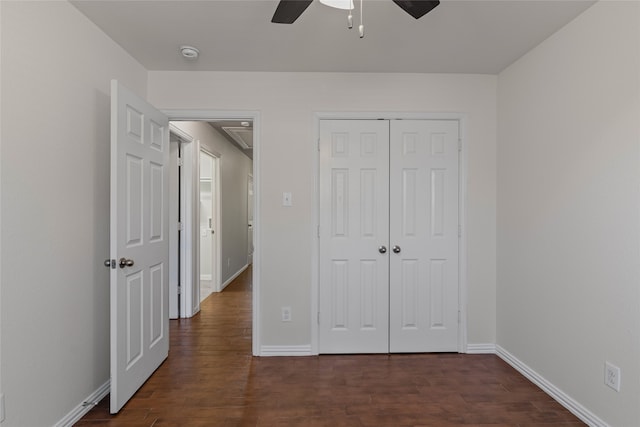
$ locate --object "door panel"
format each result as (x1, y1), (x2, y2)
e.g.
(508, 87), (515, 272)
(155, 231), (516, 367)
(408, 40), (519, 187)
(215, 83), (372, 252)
(319, 120), (390, 353)
(319, 118), (460, 354)
(389, 120), (459, 352)
(110, 80), (169, 413)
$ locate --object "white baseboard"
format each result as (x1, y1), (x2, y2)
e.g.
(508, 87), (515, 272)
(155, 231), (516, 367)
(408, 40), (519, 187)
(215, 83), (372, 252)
(495, 345), (608, 427)
(466, 343), (496, 354)
(220, 263), (249, 291)
(54, 380), (110, 427)
(259, 345), (313, 356)
(200, 274), (212, 281)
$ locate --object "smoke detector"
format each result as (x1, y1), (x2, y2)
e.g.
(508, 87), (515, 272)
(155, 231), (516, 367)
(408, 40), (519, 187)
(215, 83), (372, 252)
(180, 46), (199, 60)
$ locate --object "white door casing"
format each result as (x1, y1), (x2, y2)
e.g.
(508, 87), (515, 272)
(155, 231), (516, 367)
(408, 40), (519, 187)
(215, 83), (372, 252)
(110, 80), (170, 413)
(319, 120), (390, 353)
(318, 119), (460, 354)
(198, 149), (219, 302)
(389, 120), (459, 352)
(248, 174), (254, 265)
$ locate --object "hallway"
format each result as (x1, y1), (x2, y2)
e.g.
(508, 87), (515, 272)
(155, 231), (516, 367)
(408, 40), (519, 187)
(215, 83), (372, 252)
(77, 266), (583, 426)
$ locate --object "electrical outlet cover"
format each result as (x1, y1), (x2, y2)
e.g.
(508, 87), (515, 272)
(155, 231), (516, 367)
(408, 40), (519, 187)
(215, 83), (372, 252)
(605, 362), (621, 392)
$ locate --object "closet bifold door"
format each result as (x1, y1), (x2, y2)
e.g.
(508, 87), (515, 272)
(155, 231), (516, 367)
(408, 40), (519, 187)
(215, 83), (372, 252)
(388, 120), (460, 353)
(318, 119), (390, 354)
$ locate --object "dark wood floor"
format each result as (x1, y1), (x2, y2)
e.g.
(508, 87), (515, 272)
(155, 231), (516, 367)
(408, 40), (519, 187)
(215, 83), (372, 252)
(77, 267), (584, 426)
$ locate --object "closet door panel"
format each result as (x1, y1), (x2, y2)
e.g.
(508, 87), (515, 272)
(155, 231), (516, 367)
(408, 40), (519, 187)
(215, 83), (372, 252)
(389, 120), (460, 353)
(319, 120), (390, 353)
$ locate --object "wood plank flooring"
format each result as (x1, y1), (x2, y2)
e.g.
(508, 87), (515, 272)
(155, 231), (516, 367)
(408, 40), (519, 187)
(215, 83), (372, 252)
(77, 266), (584, 426)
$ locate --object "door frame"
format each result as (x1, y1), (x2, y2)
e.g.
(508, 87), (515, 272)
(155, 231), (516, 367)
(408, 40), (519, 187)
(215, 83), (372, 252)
(311, 112), (469, 355)
(247, 173), (254, 266)
(199, 147), (222, 295)
(165, 109), (261, 356)
(168, 124), (195, 319)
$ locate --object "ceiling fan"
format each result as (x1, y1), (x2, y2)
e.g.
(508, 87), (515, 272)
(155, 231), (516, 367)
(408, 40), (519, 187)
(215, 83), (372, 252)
(271, 0), (440, 24)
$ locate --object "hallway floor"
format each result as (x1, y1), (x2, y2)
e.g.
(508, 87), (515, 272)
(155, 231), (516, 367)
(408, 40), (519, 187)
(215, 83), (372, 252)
(76, 266), (584, 426)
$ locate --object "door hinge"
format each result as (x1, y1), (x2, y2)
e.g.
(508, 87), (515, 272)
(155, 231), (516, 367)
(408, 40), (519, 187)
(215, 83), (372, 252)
(177, 285), (181, 295)
(177, 158), (184, 167)
(178, 222), (183, 231)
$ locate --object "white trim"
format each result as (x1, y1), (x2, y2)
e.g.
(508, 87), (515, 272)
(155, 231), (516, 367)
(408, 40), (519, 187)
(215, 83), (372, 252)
(311, 112), (468, 355)
(170, 123), (195, 143)
(198, 147), (222, 299)
(465, 343), (496, 354)
(163, 109), (261, 356)
(182, 139), (198, 318)
(247, 173), (254, 266)
(53, 381), (110, 427)
(168, 125), (196, 320)
(496, 345), (609, 427)
(457, 115), (469, 353)
(221, 263), (250, 291)
(260, 345), (313, 357)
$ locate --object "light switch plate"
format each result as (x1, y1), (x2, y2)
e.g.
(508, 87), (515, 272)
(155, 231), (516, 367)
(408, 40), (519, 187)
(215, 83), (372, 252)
(283, 192), (292, 207)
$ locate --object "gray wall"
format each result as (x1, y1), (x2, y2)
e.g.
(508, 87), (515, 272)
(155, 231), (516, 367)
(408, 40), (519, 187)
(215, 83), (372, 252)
(0, 1), (147, 425)
(497, 2), (640, 425)
(148, 72), (498, 348)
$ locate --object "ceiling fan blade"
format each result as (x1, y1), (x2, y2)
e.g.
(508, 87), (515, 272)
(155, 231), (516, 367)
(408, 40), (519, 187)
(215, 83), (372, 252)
(392, 0), (440, 19)
(271, 0), (314, 24)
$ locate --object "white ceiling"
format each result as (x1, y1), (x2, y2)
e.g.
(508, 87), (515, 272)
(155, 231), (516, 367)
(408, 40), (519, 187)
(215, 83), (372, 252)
(72, 0), (595, 74)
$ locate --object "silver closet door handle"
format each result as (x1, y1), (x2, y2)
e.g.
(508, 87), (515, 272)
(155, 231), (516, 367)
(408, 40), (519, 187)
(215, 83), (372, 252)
(392, 245), (401, 254)
(378, 246), (387, 254)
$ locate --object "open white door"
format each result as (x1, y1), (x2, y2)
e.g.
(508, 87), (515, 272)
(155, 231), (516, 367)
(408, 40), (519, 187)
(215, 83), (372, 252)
(109, 80), (170, 413)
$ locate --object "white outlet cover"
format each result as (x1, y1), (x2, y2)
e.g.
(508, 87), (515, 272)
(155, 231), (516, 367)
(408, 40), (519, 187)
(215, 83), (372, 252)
(605, 362), (621, 392)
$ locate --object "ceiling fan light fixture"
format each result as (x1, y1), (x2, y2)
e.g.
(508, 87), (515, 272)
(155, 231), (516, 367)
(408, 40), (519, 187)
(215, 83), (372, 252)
(319, 0), (354, 10)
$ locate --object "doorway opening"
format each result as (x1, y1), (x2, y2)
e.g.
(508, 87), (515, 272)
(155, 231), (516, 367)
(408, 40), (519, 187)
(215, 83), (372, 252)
(199, 149), (220, 302)
(166, 112), (260, 356)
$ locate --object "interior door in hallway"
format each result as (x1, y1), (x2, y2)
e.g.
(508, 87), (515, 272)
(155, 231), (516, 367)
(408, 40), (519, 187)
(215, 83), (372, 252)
(319, 119), (460, 354)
